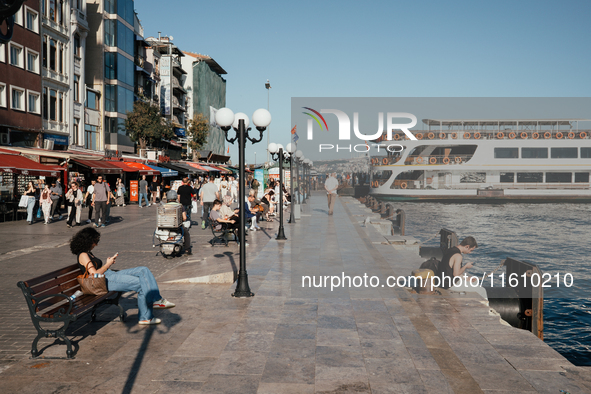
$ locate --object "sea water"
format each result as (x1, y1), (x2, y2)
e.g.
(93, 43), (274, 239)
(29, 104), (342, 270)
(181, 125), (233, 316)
(387, 202), (591, 366)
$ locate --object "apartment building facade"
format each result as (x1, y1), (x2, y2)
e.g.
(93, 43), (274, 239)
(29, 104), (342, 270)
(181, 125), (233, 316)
(0, 1), (43, 148)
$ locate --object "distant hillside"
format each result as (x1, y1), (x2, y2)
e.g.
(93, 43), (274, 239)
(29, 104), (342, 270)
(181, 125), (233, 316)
(312, 157), (370, 175)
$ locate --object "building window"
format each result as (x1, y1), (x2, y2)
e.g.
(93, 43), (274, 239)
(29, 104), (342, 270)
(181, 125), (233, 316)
(74, 75), (80, 102)
(494, 147), (518, 158)
(25, 7), (39, 33)
(9, 43), (23, 68)
(42, 88), (48, 119)
(49, 39), (56, 71)
(104, 52), (116, 79)
(87, 90), (99, 110)
(27, 90), (40, 114)
(117, 85), (134, 114)
(0, 43), (5, 62)
(14, 6), (22, 26)
(85, 125), (98, 150)
(74, 34), (80, 57)
(117, 21), (134, 55)
(118, 0), (135, 25)
(105, 0), (116, 14)
(575, 172), (590, 183)
(73, 118), (79, 145)
(49, 89), (57, 120)
(580, 148), (591, 158)
(49, 0), (56, 21)
(551, 147), (578, 159)
(58, 92), (64, 122)
(10, 86), (25, 111)
(499, 172), (514, 183)
(521, 148), (548, 159)
(42, 36), (47, 68)
(516, 172), (543, 183)
(26, 49), (39, 73)
(105, 85), (116, 112)
(105, 19), (116, 47)
(58, 45), (64, 73)
(0, 83), (6, 108)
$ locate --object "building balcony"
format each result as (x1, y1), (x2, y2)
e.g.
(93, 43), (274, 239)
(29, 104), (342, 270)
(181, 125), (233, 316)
(43, 120), (69, 134)
(42, 16), (68, 36)
(70, 8), (89, 30)
(42, 68), (69, 86)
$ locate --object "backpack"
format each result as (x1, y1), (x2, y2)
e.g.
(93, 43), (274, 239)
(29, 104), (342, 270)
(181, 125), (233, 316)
(251, 179), (260, 189)
(420, 257), (440, 273)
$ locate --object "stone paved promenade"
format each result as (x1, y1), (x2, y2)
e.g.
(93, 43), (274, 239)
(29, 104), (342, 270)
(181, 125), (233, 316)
(0, 194), (590, 393)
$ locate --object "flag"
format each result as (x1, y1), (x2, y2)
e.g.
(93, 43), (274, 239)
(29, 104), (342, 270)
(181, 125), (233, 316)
(227, 146), (230, 154)
(293, 132), (299, 142)
(291, 125), (297, 134)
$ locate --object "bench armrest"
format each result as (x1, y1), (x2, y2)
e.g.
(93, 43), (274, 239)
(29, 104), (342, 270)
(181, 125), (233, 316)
(31, 293), (74, 318)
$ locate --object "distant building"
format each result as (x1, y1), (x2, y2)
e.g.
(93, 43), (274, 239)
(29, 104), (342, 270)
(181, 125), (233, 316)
(181, 52), (227, 157)
(70, 0), (90, 151)
(40, 0), (72, 151)
(86, 0), (138, 153)
(0, 1), (43, 148)
(146, 35), (187, 160)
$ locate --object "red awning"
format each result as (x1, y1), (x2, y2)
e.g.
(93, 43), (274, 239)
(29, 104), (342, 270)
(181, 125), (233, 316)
(186, 162), (209, 172)
(0, 153), (63, 176)
(123, 162), (160, 176)
(106, 161), (139, 173)
(71, 159), (123, 175)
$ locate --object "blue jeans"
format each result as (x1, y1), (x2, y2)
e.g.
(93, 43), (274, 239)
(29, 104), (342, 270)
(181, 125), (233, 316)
(139, 193), (149, 207)
(26, 196), (36, 222)
(104, 266), (161, 321)
(183, 204), (192, 222)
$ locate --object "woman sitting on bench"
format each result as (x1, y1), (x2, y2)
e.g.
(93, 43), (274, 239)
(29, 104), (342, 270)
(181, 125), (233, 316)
(210, 199), (245, 245)
(70, 227), (176, 325)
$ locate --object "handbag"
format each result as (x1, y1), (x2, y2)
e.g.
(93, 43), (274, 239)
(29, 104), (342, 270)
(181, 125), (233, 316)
(76, 264), (108, 296)
(18, 195), (29, 208)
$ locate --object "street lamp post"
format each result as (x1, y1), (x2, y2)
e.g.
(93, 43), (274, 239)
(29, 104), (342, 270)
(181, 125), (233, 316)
(215, 107), (271, 298)
(295, 150), (303, 205)
(265, 79), (271, 163)
(268, 142), (295, 239)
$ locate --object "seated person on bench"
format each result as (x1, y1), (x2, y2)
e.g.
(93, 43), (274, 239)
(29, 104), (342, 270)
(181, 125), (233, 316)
(210, 199), (244, 244)
(70, 227), (176, 325)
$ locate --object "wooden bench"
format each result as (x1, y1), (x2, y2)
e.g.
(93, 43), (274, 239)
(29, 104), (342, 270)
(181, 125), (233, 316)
(209, 220), (236, 247)
(17, 264), (125, 359)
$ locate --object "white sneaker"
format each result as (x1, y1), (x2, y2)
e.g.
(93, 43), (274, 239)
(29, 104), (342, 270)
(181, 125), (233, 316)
(148, 204), (151, 207)
(139, 318), (161, 325)
(153, 298), (175, 309)
(86, 219), (91, 224)
(249, 226), (257, 231)
(123, 204), (126, 207)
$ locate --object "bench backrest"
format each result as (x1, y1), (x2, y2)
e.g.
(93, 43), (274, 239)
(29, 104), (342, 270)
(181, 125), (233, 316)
(19, 263), (83, 312)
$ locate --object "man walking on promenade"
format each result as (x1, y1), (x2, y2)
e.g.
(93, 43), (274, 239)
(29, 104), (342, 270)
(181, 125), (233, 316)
(324, 172), (338, 215)
(139, 175), (150, 208)
(92, 175), (110, 228)
(200, 177), (219, 229)
(85, 179), (95, 224)
(177, 177), (194, 224)
(49, 179), (63, 221)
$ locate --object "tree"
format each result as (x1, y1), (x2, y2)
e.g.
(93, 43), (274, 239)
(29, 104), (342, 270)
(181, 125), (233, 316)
(125, 101), (174, 150)
(187, 113), (209, 161)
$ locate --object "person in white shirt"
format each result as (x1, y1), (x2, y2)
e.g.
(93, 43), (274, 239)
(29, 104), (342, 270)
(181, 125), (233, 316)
(230, 176), (238, 202)
(324, 172), (339, 215)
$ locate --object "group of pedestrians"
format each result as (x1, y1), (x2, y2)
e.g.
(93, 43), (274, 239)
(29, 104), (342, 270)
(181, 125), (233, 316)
(22, 178), (67, 225)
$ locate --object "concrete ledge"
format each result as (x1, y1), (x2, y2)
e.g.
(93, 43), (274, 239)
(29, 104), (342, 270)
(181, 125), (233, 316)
(163, 271), (236, 284)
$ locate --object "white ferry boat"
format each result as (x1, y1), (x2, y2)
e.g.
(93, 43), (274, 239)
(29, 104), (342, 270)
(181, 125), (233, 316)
(369, 119), (591, 202)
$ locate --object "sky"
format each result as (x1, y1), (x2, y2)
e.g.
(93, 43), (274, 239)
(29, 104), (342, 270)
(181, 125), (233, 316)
(135, 0), (591, 164)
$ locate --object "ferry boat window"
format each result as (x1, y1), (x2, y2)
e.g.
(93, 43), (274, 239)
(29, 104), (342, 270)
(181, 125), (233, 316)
(521, 148), (548, 159)
(372, 170), (392, 187)
(494, 148), (518, 158)
(500, 172), (514, 183)
(580, 148), (591, 158)
(551, 148), (578, 159)
(546, 173), (572, 183)
(517, 173), (543, 183)
(575, 172), (590, 183)
(460, 172), (486, 183)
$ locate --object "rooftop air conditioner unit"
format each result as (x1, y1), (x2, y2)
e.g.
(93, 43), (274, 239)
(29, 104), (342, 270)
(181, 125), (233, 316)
(44, 140), (55, 150)
(0, 132), (8, 145)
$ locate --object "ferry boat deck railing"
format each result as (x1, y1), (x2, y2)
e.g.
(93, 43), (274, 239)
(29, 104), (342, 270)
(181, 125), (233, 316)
(389, 181), (590, 190)
(404, 154), (472, 165)
(388, 129), (591, 141)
